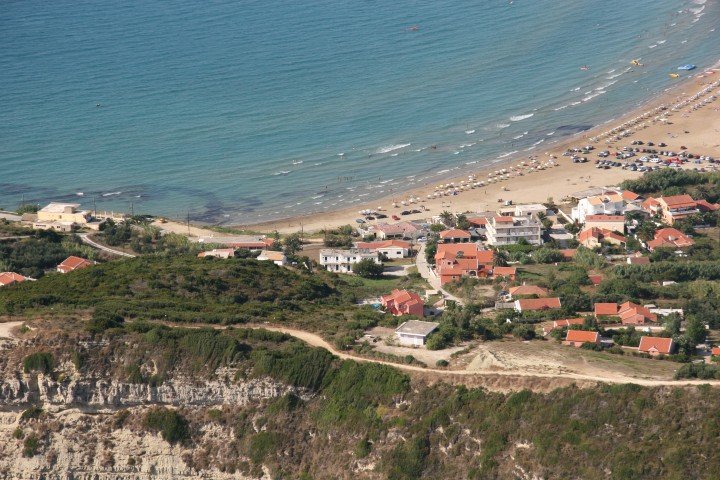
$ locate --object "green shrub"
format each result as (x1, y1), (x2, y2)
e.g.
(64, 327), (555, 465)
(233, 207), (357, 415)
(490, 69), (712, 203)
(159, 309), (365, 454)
(248, 431), (279, 464)
(23, 352), (53, 374)
(12, 428), (24, 440)
(22, 435), (39, 457)
(144, 407), (190, 444)
(20, 406), (43, 422)
(436, 359), (449, 367)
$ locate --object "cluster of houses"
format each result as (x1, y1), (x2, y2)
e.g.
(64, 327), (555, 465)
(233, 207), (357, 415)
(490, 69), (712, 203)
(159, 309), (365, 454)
(0, 255), (96, 288)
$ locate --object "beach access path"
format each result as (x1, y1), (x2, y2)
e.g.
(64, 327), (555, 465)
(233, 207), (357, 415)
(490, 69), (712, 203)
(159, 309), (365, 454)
(415, 244), (464, 305)
(79, 233), (136, 258)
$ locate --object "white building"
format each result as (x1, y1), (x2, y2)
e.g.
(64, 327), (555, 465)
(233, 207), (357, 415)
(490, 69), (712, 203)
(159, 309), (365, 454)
(485, 216), (543, 246)
(355, 240), (412, 259)
(514, 204), (548, 217)
(257, 250), (287, 266)
(571, 193), (625, 223)
(319, 249), (380, 273)
(395, 320), (439, 347)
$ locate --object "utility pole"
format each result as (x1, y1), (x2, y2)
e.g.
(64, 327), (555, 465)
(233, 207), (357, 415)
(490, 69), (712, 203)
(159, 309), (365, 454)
(187, 211), (190, 235)
(93, 196), (97, 217)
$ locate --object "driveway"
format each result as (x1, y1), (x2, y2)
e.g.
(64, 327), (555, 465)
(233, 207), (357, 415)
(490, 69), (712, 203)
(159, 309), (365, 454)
(79, 233), (136, 258)
(415, 244), (464, 305)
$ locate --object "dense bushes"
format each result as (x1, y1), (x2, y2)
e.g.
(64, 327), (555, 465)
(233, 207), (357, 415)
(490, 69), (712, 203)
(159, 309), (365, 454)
(620, 169), (720, 197)
(144, 407), (190, 444)
(0, 231), (94, 278)
(675, 363), (720, 380)
(614, 261), (720, 283)
(23, 352), (53, 374)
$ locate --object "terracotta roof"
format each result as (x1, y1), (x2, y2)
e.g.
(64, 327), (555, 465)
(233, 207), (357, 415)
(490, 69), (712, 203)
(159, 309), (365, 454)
(696, 199), (719, 211)
(516, 297), (561, 311)
(554, 318), (585, 328)
(435, 243), (491, 262)
(628, 256), (650, 265)
(578, 227), (625, 244)
(621, 190), (641, 201)
(712, 347), (720, 356)
(508, 285), (549, 297)
(467, 217), (488, 227)
(372, 222), (421, 235)
(560, 249), (577, 259)
(658, 194), (696, 209)
(493, 266), (517, 277)
(594, 303), (619, 316)
(585, 215), (625, 222)
(647, 228), (694, 250)
(439, 229), (471, 239)
(588, 274), (603, 286)
(494, 216), (515, 223)
(565, 330), (600, 343)
(0, 272), (26, 287)
(57, 256), (93, 273)
(641, 197), (661, 211)
(618, 302), (657, 323)
(638, 336), (675, 355)
(356, 240), (411, 250)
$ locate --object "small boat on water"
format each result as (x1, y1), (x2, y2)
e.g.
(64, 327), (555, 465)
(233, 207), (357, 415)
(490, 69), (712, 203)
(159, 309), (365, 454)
(579, 65), (590, 71)
(677, 64), (696, 71)
(669, 73), (680, 79)
(631, 59), (643, 66)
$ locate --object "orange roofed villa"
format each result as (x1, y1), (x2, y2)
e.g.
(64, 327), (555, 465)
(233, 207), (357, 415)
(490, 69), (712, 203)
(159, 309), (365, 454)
(642, 194), (718, 225)
(647, 228), (695, 251)
(57, 256), (95, 274)
(381, 289), (425, 317)
(434, 243), (494, 285)
(638, 336), (675, 356)
(564, 330), (600, 347)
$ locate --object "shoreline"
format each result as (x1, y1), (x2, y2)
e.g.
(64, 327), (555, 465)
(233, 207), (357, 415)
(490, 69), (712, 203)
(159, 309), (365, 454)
(241, 62), (720, 235)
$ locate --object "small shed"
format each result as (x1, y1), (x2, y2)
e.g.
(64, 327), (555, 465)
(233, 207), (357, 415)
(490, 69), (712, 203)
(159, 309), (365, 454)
(395, 320), (439, 347)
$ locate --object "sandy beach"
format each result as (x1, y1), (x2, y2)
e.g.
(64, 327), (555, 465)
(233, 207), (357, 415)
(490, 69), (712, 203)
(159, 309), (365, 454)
(235, 63), (720, 235)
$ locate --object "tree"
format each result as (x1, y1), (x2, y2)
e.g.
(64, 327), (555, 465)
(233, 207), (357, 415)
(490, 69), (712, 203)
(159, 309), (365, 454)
(565, 220), (583, 235)
(456, 214), (471, 231)
(353, 258), (384, 279)
(425, 240), (438, 265)
(282, 233), (303, 256)
(439, 211), (455, 228)
(663, 313), (682, 336)
(684, 316), (707, 345)
(493, 250), (509, 267)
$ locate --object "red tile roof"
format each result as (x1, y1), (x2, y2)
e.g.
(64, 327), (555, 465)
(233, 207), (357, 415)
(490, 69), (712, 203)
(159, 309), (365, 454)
(565, 330), (600, 343)
(578, 227), (626, 245)
(621, 190), (641, 201)
(493, 266), (517, 277)
(658, 194), (697, 209)
(560, 249), (577, 259)
(594, 303), (619, 316)
(647, 228), (694, 250)
(628, 256), (650, 265)
(618, 302), (657, 323)
(588, 274), (603, 286)
(554, 318), (585, 328)
(439, 229), (471, 239)
(0, 272), (26, 287)
(696, 199), (719, 212)
(57, 256), (94, 274)
(638, 336), (675, 355)
(516, 297), (561, 311)
(494, 216), (515, 223)
(467, 217), (488, 227)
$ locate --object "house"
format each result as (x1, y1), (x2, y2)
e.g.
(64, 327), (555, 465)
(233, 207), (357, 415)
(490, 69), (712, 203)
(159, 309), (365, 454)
(588, 274), (603, 286)
(0, 272), (27, 287)
(514, 297), (561, 312)
(711, 347), (720, 357)
(618, 301), (657, 325)
(643, 195), (699, 224)
(594, 303), (619, 317)
(438, 229), (471, 243)
(467, 217), (488, 228)
(584, 215), (625, 233)
(319, 249), (379, 273)
(542, 317), (584, 335)
(647, 228), (695, 251)
(369, 222), (423, 240)
(493, 266), (517, 280)
(36, 202), (91, 229)
(197, 248), (235, 259)
(621, 190), (642, 203)
(514, 204), (548, 217)
(355, 240), (412, 259)
(560, 249), (577, 259)
(627, 255), (650, 265)
(563, 330), (601, 347)
(638, 336), (675, 356)
(571, 193), (625, 223)
(577, 227), (626, 248)
(57, 256), (94, 274)
(485, 216), (542, 246)
(257, 250), (287, 266)
(435, 243), (494, 285)
(395, 320), (439, 346)
(381, 289), (424, 317)
(508, 285), (549, 298)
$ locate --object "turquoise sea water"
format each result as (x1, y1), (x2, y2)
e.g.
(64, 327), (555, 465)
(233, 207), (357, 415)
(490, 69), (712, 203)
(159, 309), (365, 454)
(1, 0), (717, 223)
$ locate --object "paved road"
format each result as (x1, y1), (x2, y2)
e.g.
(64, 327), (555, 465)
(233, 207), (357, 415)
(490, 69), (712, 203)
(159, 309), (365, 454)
(162, 321), (720, 388)
(79, 234), (136, 258)
(415, 244), (464, 305)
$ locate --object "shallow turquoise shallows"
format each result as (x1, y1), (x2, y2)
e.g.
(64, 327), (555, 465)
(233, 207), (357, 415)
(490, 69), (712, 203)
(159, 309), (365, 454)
(1, 0), (717, 223)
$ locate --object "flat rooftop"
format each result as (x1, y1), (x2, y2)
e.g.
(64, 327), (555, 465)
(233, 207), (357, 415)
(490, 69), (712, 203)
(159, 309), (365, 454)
(395, 320), (439, 337)
(39, 202), (81, 213)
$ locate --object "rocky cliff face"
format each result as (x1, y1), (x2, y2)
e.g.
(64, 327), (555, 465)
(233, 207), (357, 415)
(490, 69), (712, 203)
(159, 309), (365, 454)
(0, 371), (300, 479)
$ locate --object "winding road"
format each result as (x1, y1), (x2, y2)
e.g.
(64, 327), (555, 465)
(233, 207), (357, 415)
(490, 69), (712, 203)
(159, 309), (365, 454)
(79, 233), (136, 258)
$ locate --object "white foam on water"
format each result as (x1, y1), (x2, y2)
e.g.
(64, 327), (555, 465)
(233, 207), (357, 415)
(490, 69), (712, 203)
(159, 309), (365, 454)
(510, 113), (534, 121)
(547, 131), (555, 136)
(102, 191), (121, 197)
(465, 129), (476, 134)
(498, 150), (518, 158)
(496, 123), (510, 129)
(376, 143), (411, 154)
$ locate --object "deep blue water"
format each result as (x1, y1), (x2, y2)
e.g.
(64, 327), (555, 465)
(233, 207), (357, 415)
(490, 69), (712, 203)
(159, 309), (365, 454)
(1, 0), (717, 223)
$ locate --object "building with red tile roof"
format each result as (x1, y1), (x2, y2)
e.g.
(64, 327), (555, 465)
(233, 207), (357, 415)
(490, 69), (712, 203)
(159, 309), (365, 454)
(618, 302), (657, 325)
(438, 229), (472, 243)
(57, 256), (94, 274)
(711, 347), (720, 357)
(542, 317), (585, 335)
(594, 303), (619, 317)
(508, 285), (549, 298)
(621, 190), (641, 202)
(381, 289), (424, 317)
(563, 329), (600, 347)
(642, 194), (716, 225)
(577, 227), (626, 248)
(638, 336), (675, 356)
(696, 199), (720, 212)
(435, 244), (494, 285)
(588, 274), (603, 286)
(647, 228), (694, 251)
(467, 217), (488, 228)
(560, 249), (577, 259)
(0, 272), (27, 287)
(493, 266), (517, 280)
(514, 297), (561, 312)
(627, 255), (650, 265)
